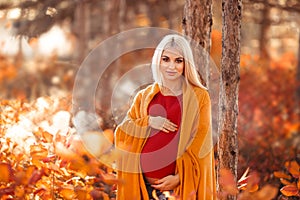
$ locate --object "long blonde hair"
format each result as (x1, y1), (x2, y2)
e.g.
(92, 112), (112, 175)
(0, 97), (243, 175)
(150, 34), (207, 89)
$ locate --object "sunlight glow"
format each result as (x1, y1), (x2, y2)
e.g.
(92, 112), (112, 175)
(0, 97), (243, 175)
(38, 25), (72, 56)
(0, 11), (5, 18)
(5, 118), (36, 154)
(36, 97), (50, 111)
(46, 7), (57, 17)
(7, 8), (21, 19)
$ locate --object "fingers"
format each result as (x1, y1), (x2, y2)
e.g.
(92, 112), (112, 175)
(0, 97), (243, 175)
(161, 127), (169, 133)
(160, 119), (177, 132)
(152, 182), (172, 191)
(149, 116), (178, 132)
(152, 176), (168, 189)
(151, 175), (179, 191)
(151, 183), (163, 190)
(155, 178), (165, 184)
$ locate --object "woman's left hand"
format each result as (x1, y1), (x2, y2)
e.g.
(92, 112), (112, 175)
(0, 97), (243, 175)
(151, 174), (180, 191)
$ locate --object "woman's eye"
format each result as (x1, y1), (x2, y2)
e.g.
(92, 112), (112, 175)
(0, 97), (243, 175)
(176, 59), (183, 63)
(162, 57), (169, 62)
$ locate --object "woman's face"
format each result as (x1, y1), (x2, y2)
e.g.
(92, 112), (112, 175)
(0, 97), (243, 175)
(160, 47), (184, 82)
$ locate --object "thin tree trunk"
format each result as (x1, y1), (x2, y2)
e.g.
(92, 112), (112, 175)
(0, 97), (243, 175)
(217, 0), (242, 199)
(109, 0), (119, 34)
(15, 36), (23, 68)
(74, 0), (90, 63)
(183, 0), (213, 88)
(296, 31), (300, 132)
(259, 2), (270, 59)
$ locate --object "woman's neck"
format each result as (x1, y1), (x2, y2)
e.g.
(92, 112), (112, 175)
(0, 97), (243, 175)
(161, 79), (183, 95)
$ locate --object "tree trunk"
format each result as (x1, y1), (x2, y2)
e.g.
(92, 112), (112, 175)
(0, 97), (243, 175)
(296, 31), (300, 132)
(217, 0), (242, 199)
(259, 2), (271, 59)
(74, 0), (90, 64)
(108, 0), (126, 34)
(183, 0), (213, 87)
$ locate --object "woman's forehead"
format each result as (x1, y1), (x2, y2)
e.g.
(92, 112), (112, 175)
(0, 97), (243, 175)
(162, 47), (183, 58)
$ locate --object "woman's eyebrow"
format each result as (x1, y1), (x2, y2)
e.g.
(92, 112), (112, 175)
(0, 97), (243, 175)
(162, 55), (183, 59)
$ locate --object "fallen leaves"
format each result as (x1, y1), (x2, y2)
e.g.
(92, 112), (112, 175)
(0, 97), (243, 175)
(280, 185), (299, 197)
(219, 168), (278, 200)
(0, 98), (117, 199)
(274, 160), (300, 198)
(285, 160), (300, 179)
(0, 163), (13, 183)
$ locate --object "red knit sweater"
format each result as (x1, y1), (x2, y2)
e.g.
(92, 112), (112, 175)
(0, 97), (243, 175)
(141, 91), (182, 179)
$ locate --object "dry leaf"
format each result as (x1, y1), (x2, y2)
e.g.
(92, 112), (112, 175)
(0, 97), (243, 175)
(59, 186), (77, 200)
(280, 185), (299, 197)
(15, 185), (25, 198)
(280, 178), (294, 186)
(28, 168), (44, 185)
(0, 162), (13, 183)
(0, 185), (15, 196)
(30, 144), (48, 160)
(254, 185), (277, 200)
(274, 171), (292, 180)
(285, 161), (300, 178)
(75, 186), (92, 200)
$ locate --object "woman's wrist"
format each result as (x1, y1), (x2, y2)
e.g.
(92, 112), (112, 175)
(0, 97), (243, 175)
(148, 116), (152, 126)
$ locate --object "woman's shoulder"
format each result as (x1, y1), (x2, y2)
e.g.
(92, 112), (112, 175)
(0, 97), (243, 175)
(136, 83), (157, 95)
(192, 85), (209, 96)
(133, 83), (159, 100)
(192, 85), (210, 104)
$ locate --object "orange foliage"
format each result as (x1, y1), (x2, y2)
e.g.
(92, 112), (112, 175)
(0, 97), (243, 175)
(238, 52), (299, 199)
(274, 161), (300, 198)
(274, 160), (300, 197)
(0, 53), (74, 100)
(0, 97), (117, 199)
(218, 168), (277, 200)
(0, 46), (298, 199)
(0, 163), (13, 183)
(280, 185), (299, 197)
(0, 55), (17, 83)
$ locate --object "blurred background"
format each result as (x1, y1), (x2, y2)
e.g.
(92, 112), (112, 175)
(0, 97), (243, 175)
(0, 0), (298, 100)
(0, 0), (299, 199)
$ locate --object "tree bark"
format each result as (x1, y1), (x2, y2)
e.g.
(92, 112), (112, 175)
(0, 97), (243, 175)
(108, 0), (126, 34)
(183, 0), (213, 87)
(259, 2), (271, 59)
(296, 31), (300, 131)
(217, 0), (242, 199)
(74, 0), (90, 64)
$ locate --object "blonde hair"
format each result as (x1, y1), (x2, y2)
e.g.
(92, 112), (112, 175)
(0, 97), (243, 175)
(151, 34), (207, 89)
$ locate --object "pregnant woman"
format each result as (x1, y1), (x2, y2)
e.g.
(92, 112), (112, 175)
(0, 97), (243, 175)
(115, 34), (216, 200)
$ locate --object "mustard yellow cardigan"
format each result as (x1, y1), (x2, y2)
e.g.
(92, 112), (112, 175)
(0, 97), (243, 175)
(115, 82), (216, 200)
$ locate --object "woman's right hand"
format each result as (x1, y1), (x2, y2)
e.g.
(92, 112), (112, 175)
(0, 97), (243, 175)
(148, 116), (177, 133)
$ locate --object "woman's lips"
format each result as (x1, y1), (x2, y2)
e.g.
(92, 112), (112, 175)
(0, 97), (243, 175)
(166, 71), (177, 75)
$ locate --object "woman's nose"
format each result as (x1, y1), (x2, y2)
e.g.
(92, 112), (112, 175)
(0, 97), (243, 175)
(168, 61), (176, 69)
